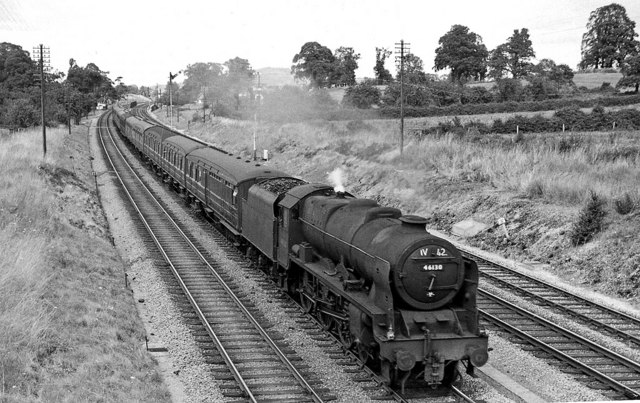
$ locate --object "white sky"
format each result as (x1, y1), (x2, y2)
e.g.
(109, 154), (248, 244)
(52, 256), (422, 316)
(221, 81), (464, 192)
(2, 0), (640, 87)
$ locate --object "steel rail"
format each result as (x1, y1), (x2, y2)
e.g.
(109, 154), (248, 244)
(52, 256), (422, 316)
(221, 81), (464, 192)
(96, 112), (257, 402)
(479, 290), (640, 399)
(462, 250), (640, 340)
(98, 111), (324, 403)
(450, 384), (475, 403)
(477, 266), (640, 347)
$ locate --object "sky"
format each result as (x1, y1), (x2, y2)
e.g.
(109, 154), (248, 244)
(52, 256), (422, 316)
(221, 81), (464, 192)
(2, 0), (640, 88)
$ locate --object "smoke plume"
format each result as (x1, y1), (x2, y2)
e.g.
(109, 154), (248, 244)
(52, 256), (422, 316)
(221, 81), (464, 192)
(328, 168), (346, 193)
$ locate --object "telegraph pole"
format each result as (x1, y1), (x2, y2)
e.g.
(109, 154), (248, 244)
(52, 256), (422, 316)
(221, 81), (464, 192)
(253, 72), (261, 161)
(395, 40), (410, 156)
(202, 86), (207, 123)
(32, 44), (50, 157)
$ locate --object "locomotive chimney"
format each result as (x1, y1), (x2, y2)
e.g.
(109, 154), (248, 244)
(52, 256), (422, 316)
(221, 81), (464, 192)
(399, 215), (428, 227)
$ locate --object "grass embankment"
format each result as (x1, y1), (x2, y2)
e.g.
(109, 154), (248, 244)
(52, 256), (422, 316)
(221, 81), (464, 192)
(0, 126), (170, 401)
(162, 111), (640, 302)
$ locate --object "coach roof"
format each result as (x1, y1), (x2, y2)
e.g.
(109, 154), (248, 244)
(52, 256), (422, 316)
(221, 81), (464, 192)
(163, 135), (206, 154)
(188, 147), (291, 185)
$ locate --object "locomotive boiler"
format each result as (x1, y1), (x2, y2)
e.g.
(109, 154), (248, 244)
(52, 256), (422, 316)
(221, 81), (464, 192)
(275, 185), (488, 390)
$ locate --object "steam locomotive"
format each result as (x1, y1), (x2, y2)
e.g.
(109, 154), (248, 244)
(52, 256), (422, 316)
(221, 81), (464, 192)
(111, 104), (488, 391)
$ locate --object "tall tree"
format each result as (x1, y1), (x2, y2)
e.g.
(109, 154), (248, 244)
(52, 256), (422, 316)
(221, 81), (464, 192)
(0, 42), (37, 93)
(434, 25), (488, 83)
(374, 47), (393, 84)
(66, 60), (116, 114)
(488, 28), (535, 79)
(580, 3), (639, 69)
(224, 57), (255, 110)
(182, 62), (223, 102)
(332, 46), (360, 86)
(291, 42), (335, 88)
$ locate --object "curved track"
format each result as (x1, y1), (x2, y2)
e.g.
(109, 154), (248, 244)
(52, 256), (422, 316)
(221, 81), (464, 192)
(97, 110), (328, 403)
(461, 249), (640, 399)
(465, 251), (640, 348)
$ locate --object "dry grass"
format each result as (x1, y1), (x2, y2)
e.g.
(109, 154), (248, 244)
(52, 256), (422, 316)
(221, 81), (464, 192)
(181, 114), (640, 210)
(0, 127), (170, 402)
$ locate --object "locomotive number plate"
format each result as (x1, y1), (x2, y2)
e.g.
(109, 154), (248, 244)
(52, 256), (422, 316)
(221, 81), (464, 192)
(423, 264), (443, 271)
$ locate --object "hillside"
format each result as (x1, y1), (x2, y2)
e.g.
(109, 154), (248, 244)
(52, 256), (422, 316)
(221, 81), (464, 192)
(257, 67), (296, 87)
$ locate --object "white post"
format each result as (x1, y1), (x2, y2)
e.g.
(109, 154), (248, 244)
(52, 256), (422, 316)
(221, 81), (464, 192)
(562, 124), (565, 132)
(253, 112), (257, 161)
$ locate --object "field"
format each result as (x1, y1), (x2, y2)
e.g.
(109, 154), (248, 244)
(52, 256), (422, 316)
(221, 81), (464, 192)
(573, 71), (623, 89)
(160, 107), (640, 306)
(0, 124), (170, 401)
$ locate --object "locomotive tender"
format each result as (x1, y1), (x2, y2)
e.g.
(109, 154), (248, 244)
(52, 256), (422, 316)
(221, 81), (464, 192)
(111, 104), (488, 391)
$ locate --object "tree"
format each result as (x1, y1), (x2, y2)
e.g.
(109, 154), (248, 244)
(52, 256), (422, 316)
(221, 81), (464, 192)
(291, 42), (335, 88)
(374, 47), (393, 84)
(617, 55), (640, 93)
(342, 82), (380, 108)
(332, 47), (360, 86)
(488, 28), (536, 79)
(399, 53), (429, 84)
(434, 25), (488, 83)
(67, 60), (116, 101)
(495, 78), (525, 102)
(0, 42), (37, 93)
(182, 62), (224, 102)
(529, 59), (575, 98)
(224, 57), (255, 110)
(533, 59), (574, 83)
(580, 3), (639, 69)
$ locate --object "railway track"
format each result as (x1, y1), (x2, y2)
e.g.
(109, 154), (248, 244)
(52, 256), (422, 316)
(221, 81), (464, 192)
(134, 104), (482, 402)
(97, 111), (330, 402)
(479, 291), (640, 399)
(454, 250), (640, 399)
(464, 251), (640, 349)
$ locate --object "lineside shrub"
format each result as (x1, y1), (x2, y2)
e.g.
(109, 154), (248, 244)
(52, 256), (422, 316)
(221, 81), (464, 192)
(570, 191), (607, 246)
(614, 193), (636, 215)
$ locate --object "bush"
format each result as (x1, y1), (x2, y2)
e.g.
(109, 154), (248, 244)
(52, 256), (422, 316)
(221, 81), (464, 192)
(378, 93), (640, 119)
(4, 98), (39, 128)
(614, 193), (635, 215)
(345, 119), (376, 133)
(343, 83), (381, 109)
(570, 191), (607, 246)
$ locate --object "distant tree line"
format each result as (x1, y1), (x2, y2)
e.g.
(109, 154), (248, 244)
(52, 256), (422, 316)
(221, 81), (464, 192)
(0, 42), (132, 130)
(291, 2), (640, 113)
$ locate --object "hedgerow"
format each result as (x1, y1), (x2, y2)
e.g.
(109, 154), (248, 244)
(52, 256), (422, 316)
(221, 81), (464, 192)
(380, 93), (640, 119)
(416, 106), (640, 137)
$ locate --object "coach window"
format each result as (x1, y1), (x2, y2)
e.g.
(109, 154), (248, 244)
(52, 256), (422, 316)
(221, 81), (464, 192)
(189, 162), (194, 178)
(232, 187), (238, 205)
